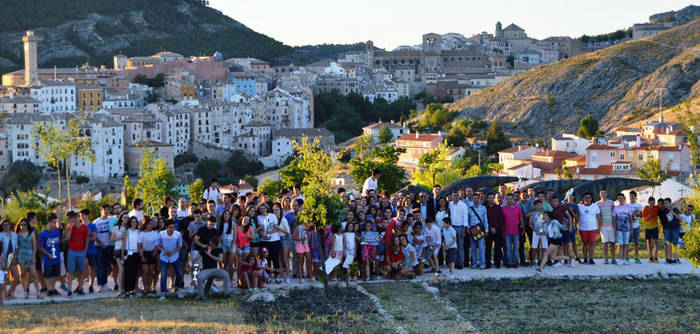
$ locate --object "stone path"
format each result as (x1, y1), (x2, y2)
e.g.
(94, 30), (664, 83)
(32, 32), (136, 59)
(3, 259), (697, 306)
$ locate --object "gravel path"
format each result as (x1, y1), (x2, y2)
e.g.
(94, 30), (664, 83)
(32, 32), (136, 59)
(3, 258), (696, 306)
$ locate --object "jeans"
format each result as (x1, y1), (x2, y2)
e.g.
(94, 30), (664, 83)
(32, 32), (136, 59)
(504, 234), (519, 266)
(160, 259), (183, 292)
(485, 230), (504, 266)
(470, 237), (485, 268)
(454, 226), (465, 267)
(96, 246), (113, 286)
(197, 268), (231, 298)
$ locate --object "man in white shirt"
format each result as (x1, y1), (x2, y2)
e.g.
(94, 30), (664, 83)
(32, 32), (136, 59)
(362, 169), (380, 196)
(203, 179), (221, 203)
(680, 204), (695, 240)
(578, 192), (601, 264)
(449, 192), (469, 269)
(128, 198), (144, 224)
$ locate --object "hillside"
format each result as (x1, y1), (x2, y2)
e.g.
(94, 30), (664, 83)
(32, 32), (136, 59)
(0, 0), (367, 72)
(449, 18), (700, 139)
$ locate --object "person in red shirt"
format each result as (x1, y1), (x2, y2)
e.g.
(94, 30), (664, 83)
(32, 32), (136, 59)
(501, 194), (523, 268)
(64, 211), (89, 296)
(383, 235), (405, 279)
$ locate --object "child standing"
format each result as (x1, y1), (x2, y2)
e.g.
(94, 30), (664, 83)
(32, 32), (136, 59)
(613, 193), (632, 265)
(292, 221), (312, 283)
(442, 218), (457, 277)
(330, 224), (344, 261)
(423, 217), (441, 274)
(342, 224), (357, 280)
(530, 200), (548, 266)
(360, 222), (377, 281)
(409, 223), (425, 274)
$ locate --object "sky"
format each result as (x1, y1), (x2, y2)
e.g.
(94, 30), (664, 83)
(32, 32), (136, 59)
(208, 0), (695, 49)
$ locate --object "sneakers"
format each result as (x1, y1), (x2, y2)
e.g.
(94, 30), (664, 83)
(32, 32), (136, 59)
(649, 258), (654, 263)
(577, 258), (585, 264)
(653, 258), (659, 263)
(535, 266), (542, 272)
(67, 292), (73, 297)
(625, 259), (631, 265)
(76, 289), (85, 296)
(611, 259), (617, 265)
(285, 278), (291, 284)
(588, 259), (595, 265)
(60, 284), (68, 292)
(98, 285), (104, 293)
(159, 296), (166, 301)
(634, 258), (642, 264)
(553, 262), (562, 268)
(569, 260), (575, 268)
(88, 286), (94, 294)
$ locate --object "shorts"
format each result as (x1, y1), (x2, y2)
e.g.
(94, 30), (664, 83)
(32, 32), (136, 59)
(295, 243), (310, 254)
(238, 245), (251, 254)
(630, 227), (640, 244)
(280, 234), (292, 249)
(222, 238), (233, 253)
(87, 253), (97, 269)
(580, 230), (598, 244)
(66, 249), (87, 272)
(616, 231), (630, 245)
(362, 244), (376, 261)
(0, 270), (5, 284)
(600, 226), (615, 243)
(664, 228), (680, 246)
(562, 229), (577, 244)
(142, 250), (157, 265)
(43, 264), (60, 278)
(446, 248), (457, 264)
(645, 228), (659, 240)
(532, 233), (548, 249)
(548, 238), (563, 246)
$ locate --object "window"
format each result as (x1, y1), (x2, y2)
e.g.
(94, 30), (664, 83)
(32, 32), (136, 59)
(610, 152), (616, 158)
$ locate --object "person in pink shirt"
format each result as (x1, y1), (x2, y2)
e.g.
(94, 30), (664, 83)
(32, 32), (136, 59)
(501, 194), (523, 268)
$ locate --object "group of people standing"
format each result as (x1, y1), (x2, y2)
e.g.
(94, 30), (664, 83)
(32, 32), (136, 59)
(0, 175), (695, 304)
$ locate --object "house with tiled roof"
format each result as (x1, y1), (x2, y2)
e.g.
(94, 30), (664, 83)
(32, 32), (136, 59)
(362, 120), (407, 143)
(498, 145), (540, 169)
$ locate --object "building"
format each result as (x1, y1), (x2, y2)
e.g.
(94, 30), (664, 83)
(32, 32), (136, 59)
(362, 121), (407, 143)
(78, 85), (104, 112)
(22, 31), (40, 87)
(551, 134), (590, 155)
(226, 58), (270, 73)
(531, 150), (576, 180)
(314, 76), (360, 95)
(271, 128), (335, 165)
(125, 141), (175, 174)
(0, 95), (40, 114)
(230, 72), (258, 96)
(497, 145), (540, 169)
(632, 23), (672, 40)
(583, 143), (690, 179)
(29, 80), (77, 113)
(147, 104), (191, 156)
(394, 131), (443, 166)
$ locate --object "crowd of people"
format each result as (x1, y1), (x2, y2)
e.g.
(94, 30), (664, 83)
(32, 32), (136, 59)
(0, 174), (695, 304)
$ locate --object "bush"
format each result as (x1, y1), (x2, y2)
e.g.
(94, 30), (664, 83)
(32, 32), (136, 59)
(174, 152), (198, 167)
(76, 175), (89, 184)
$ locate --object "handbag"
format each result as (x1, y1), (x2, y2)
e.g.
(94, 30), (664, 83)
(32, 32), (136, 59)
(469, 207), (485, 241)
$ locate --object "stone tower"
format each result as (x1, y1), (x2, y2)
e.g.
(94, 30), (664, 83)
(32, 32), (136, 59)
(421, 33), (442, 80)
(114, 53), (127, 70)
(495, 21), (503, 39)
(23, 30), (39, 86)
(366, 40), (375, 68)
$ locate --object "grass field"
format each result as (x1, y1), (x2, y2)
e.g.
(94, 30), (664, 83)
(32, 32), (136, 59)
(2, 278), (697, 333)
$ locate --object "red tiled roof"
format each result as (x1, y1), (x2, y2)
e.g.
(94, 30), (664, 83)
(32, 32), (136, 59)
(566, 155), (586, 162)
(578, 165), (614, 175)
(586, 144), (616, 150)
(532, 150), (575, 159)
(498, 145), (535, 154)
(396, 133), (442, 142)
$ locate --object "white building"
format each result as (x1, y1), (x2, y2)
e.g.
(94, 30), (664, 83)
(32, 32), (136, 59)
(271, 128), (334, 165)
(0, 95), (40, 114)
(147, 103), (191, 155)
(551, 133), (590, 155)
(362, 121), (407, 143)
(29, 80), (76, 113)
(497, 145), (540, 169)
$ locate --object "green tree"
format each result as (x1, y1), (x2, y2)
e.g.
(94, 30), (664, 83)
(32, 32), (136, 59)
(486, 120), (511, 154)
(465, 164), (483, 177)
(377, 125), (393, 144)
(678, 99), (700, 269)
(174, 152), (198, 167)
(135, 146), (177, 213)
(411, 142), (462, 189)
(418, 103), (457, 131)
(350, 144), (408, 194)
(194, 157), (222, 181)
(336, 149), (351, 164)
(562, 166), (574, 180)
(188, 178), (205, 204)
(244, 175), (258, 188)
(354, 133), (375, 159)
(446, 126), (466, 146)
(636, 157), (670, 184)
(576, 114), (600, 139)
(226, 150), (263, 179)
(259, 178), (283, 196)
(1, 190), (59, 229)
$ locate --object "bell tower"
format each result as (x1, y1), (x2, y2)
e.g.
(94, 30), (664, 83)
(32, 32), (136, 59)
(23, 31), (39, 86)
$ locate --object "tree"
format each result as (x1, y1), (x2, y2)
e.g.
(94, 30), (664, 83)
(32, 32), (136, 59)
(194, 157), (222, 181)
(226, 150), (263, 179)
(186, 179), (204, 204)
(259, 179), (283, 196)
(354, 133), (375, 159)
(336, 149), (351, 164)
(637, 157), (670, 184)
(486, 120), (511, 154)
(121, 175), (136, 209)
(350, 144), (408, 194)
(465, 164), (483, 177)
(174, 152), (198, 167)
(677, 99), (700, 269)
(377, 125), (393, 144)
(135, 146), (177, 213)
(411, 142), (462, 189)
(576, 114), (600, 139)
(244, 175), (258, 188)
(418, 103), (457, 131)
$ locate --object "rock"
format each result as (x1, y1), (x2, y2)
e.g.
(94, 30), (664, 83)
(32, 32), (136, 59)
(248, 291), (275, 303)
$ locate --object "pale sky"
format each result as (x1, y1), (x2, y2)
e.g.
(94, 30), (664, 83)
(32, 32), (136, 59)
(209, 0), (696, 49)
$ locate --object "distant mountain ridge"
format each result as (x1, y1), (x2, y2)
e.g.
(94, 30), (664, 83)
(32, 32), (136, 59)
(0, 0), (367, 72)
(448, 18), (700, 139)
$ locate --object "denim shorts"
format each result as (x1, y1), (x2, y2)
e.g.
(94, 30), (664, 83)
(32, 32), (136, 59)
(222, 238), (233, 253)
(630, 227), (640, 244)
(664, 228), (680, 246)
(66, 249), (87, 272)
(562, 229), (577, 243)
(616, 231), (630, 245)
(237, 245), (251, 254)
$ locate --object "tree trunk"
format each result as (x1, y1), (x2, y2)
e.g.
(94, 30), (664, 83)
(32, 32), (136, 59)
(56, 162), (62, 211)
(65, 158), (72, 210)
(13, 190), (22, 207)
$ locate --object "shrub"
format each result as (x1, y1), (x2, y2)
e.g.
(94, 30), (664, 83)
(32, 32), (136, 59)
(76, 175), (89, 184)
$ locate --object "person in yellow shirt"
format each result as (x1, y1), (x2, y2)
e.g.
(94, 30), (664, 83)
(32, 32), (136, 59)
(641, 197), (659, 263)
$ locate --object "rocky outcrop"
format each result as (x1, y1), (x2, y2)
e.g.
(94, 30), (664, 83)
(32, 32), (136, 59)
(449, 19), (700, 139)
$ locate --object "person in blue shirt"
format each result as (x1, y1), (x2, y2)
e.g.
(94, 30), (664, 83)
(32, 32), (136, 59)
(80, 209), (98, 294)
(468, 193), (489, 270)
(38, 214), (62, 297)
(157, 221), (183, 296)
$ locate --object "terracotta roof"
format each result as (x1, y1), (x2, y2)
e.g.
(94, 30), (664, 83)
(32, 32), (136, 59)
(532, 150), (575, 159)
(615, 127), (640, 132)
(566, 155), (586, 162)
(579, 165), (614, 175)
(498, 145), (535, 154)
(586, 144), (616, 150)
(396, 133), (442, 142)
(507, 163), (532, 170)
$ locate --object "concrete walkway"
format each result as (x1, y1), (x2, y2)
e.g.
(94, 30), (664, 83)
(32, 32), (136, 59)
(3, 259), (697, 306)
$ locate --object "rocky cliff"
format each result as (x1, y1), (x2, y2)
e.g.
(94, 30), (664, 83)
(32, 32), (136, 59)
(449, 19), (700, 139)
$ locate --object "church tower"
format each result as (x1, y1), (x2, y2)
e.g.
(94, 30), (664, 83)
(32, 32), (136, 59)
(366, 40), (375, 68)
(495, 22), (503, 39)
(23, 30), (39, 86)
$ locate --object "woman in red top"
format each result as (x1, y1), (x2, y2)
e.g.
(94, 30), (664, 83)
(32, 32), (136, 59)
(383, 235), (404, 279)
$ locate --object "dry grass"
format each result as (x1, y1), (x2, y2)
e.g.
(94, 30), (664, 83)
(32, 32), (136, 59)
(0, 287), (391, 334)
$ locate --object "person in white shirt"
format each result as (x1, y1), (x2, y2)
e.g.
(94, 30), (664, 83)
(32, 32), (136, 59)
(203, 179), (221, 203)
(448, 192), (469, 269)
(680, 205), (695, 240)
(442, 217), (458, 276)
(627, 191), (644, 264)
(128, 198), (145, 225)
(578, 192), (601, 264)
(362, 169), (380, 196)
(176, 198), (189, 219)
(423, 217), (441, 273)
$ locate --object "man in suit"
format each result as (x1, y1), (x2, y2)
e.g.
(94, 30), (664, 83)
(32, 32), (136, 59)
(415, 192), (436, 223)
